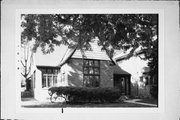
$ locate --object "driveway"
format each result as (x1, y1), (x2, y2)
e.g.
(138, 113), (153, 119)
(124, 99), (158, 107)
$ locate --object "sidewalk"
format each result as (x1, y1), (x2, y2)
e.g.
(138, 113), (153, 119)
(124, 99), (158, 107)
(21, 98), (63, 107)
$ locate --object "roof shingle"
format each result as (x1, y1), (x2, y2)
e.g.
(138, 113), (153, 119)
(72, 40), (110, 61)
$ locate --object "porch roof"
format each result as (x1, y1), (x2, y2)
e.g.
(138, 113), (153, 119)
(113, 65), (131, 75)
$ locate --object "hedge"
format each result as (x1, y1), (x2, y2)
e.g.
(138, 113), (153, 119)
(48, 87), (121, 103)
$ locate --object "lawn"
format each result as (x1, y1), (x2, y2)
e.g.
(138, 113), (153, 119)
(21, 97), (158, 108)
(21, 100), (155, 108)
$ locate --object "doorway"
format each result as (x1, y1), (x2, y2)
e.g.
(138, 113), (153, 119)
(114, 74), (131, 96)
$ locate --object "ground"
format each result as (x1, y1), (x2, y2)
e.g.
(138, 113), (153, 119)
(21, 98), (158, 108)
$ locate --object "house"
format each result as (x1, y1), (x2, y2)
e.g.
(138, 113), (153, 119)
(29, 39), (131, 101)
(114, 51), (157, 98)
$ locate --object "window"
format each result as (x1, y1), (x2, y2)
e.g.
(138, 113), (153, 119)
(83, 59), (100, 87)
(38, 67), (59, 88)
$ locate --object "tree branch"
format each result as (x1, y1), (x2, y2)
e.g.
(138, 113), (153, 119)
(21, 60), (25, 67)
(97, 35), (116, 65)
(21, 73), (25, 78)
(26, 70), (31, 77)
(115, 47), (138, 62)
(26, 76), (31, 80)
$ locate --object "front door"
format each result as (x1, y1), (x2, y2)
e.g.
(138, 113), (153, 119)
(114, 74), (130, 95)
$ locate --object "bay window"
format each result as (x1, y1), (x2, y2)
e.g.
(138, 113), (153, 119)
(38, 67), (59, 88)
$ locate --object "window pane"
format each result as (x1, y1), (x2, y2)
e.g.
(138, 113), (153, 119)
(89, 60), (94, 66)
(84, 67), (88, 74)
(89, 76), (94, 87)
(58, 69), (60, 73)
(94, 68), (100, 75)
(94, 61), (99, 67)
(47, 69), (52, 74)
(84, 60), (89, 66)
(41, 69), (46, 74)
(83, 59), (100, 87)
(53, 76), (57, 86)
(94, 76), (100, 87)
(52, 69), (55, 74)
(42, 75), (46, 88)
(84, 76), (90, 87)
(55, 69), (58, 74)
(54, 69), (59, 74)
(48, 75), (53, 87)
(61, 73), (65, 83)
(89, 67), (94, 74)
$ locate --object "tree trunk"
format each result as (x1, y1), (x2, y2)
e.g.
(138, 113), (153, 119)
(25, 79), (30, 91)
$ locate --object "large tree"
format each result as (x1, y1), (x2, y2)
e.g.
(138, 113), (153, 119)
(21, 40), (33, 91)
(21, 14), (158, 81)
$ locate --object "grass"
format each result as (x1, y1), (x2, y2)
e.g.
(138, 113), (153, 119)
(21, 97), (158, 108)
(21, 100), (155, 108)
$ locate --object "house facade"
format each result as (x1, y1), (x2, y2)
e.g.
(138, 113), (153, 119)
(29, 40), (131, 101)
(114, 53), (156, 98)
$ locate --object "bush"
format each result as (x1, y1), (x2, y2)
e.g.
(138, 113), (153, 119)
(150, 85), (158, 99)
(48, 87), (121, 103)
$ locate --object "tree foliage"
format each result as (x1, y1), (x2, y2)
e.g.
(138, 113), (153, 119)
(21, 14), (158, 80)
(21, 14), (157, 53)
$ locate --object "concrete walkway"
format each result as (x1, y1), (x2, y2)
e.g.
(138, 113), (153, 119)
(124, 99), (158, 107)
(21, 98), (53, 106)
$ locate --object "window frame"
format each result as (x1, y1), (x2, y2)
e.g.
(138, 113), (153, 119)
(37, 67), (60, 88)
(83, 59), (100, 87)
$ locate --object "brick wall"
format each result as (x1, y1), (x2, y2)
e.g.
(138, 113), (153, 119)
(66, 58), (84, 87)
(100, 60), (114, 87)
(65, 58), (113, 87)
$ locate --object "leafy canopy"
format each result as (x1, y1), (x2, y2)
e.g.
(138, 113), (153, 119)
(21, 14), (158, 79)
(21, 14), (158, 55)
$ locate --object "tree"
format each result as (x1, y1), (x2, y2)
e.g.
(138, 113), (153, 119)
(21, 40), (33, 91)
(145, 38), (158, 84)
(21, 14), (158, 81)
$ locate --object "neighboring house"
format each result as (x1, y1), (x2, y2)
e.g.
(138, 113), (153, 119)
(29, 40), (131, 101)
(114, 52), (157, 98)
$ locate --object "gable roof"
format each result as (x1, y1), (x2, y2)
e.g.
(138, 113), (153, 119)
(35, 45), (67, 67)
(71, 40), (110, 61)
(71, 49), (110, 60)
(34, 40), (112, 67)
(59, 40), (112, 66)
(34, 40), (131, 76)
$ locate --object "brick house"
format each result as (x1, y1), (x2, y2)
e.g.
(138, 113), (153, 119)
(29, 40), (131, 101)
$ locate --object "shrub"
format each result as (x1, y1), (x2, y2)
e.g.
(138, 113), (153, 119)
(150, 85), (158, 99)
(48, 87), (121, 103)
